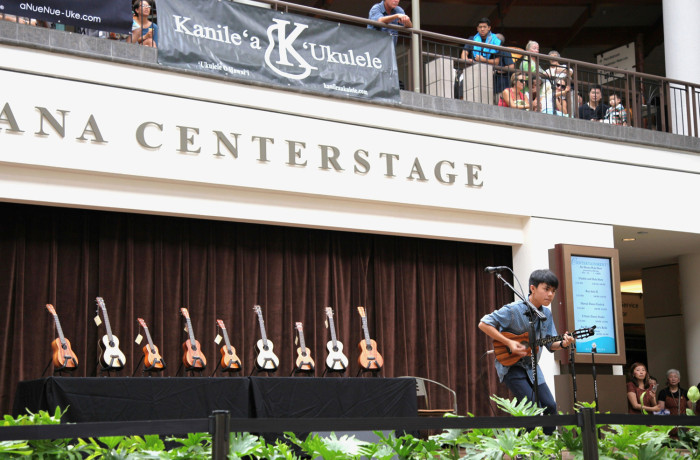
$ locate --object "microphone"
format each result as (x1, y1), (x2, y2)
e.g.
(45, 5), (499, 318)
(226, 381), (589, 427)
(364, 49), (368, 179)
(592, 343), (597, 353)
(484, 266), (509, 273)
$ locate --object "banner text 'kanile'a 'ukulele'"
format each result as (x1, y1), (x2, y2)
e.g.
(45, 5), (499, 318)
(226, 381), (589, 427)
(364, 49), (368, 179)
(45, 304), (79, 370)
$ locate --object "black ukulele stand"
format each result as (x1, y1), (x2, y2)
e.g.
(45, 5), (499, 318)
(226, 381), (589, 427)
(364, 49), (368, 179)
(290, 363), (315, 377)
(249, 355), (278, 376)
(249, 365), (277, 376)
(322, 365), (347, 377)
(98, 365), (122, 377)
(97, 358), (124, 377)
(43, 356), (78, 377)
(357, 361), (382, 377)
(211, 359), (242, 376)
(176, 358), (206, 377)
(132, 355), (166, 376)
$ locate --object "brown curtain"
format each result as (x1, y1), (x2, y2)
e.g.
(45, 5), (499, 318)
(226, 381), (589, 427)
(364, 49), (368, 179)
(0, 202), (511, 416)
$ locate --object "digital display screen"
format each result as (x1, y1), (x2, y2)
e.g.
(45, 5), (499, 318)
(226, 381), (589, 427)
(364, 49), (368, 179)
(570, 255), (616, 354)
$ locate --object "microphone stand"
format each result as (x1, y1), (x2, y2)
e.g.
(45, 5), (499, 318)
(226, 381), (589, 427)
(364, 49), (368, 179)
(494, 272), (545, 406)
(591, 343), (600, 438)
(591, 344), (599, 412)
(570, 341), (578, 407)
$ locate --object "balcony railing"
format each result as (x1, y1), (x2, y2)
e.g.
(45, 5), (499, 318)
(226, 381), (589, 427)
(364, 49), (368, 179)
(3, 0), (699, 138)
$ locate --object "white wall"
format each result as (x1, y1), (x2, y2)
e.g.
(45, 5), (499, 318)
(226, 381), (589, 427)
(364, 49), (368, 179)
(1, 44), (699, 242)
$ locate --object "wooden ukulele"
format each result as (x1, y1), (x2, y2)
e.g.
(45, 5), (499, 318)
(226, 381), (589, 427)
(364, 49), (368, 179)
(253, 305), (279, 371)
(324, 307), (348, 372)
(96, 297), (126, 370)
(493, 326), (597, 366)
(294, 322), (315, 372)
(357, 306), (383, 371)
(45, 304), (79, 370)
(137, 318), (165, 370)
(216, 319), (241, 371)
(180, 308), (207, 370)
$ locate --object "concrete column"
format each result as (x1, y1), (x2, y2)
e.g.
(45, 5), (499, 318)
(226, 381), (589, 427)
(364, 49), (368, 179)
(662, 0), (700, 135)
(679, 253), (700, 387)
(512, 217), (614, 395)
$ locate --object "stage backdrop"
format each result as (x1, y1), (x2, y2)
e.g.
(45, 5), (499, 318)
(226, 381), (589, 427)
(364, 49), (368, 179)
(0, 202), (511, 416)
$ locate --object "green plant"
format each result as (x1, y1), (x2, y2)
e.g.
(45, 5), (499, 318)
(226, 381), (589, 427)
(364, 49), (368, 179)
(287, 431), (365, 459)
(4, 401), (700, 459)
(258, 438), (302, 459)
(0, 440), (33, 457)
(3, 407), (86, 459)
(428, 413), (478, 459)
(165, 431), (212, 459)
(228, 431), (265, 459)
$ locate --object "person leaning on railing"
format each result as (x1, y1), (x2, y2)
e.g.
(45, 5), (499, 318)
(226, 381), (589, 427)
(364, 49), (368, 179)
(627, 362), (661, 414)
(492, 33), (516, 102)
(518, 41), (544, 95)
(498, 72), (530, 110)
(553, 77), (572, 117)
(603, 93), (628, 126)
(1, 14), (37, 26)
(454, 18), (501, 100)
(128, 0), (158, 48)
(579, 85), (609, 121)
(367, 0), (412, 46)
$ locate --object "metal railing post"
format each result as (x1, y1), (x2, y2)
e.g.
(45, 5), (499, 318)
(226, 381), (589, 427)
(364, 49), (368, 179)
(210, 410), (230, 460)
(579, 407), (599, 460)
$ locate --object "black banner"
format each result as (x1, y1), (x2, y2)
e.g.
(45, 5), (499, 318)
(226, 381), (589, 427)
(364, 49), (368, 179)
(0, 0), (132, 34)
(157, 0), (400, 103)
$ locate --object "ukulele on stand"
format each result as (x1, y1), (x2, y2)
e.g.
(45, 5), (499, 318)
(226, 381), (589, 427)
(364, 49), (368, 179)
(293, 322), (315, 374)
(357, 306), (383, 374)
(44, 304), (79, 373)
(253, 305), (279, 373)
(324, 307), (348, 374)
(95, 297), (126, 371)
(216, 319), (241, 373)
(136, 318), (165, 372)
(180, 308), (207, 372)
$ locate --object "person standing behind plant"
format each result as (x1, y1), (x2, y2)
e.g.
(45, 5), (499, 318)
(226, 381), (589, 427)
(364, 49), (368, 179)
(657, 369), (691, 415)
(627, 362), (660, 414)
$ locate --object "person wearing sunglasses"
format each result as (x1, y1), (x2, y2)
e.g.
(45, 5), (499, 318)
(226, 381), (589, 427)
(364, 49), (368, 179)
(499, 72), (530, 110)
(553, 78), (571, 117)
